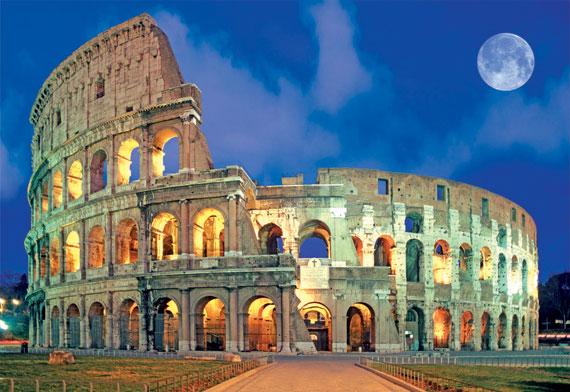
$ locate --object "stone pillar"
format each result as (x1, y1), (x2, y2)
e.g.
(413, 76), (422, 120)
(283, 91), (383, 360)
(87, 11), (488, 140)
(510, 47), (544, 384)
(28, 305), (35, 347)
(110, 135), (116, 193)
(83, 146), (89, 201)
(80, 220), (86, 279)
(45, 300), (51, 347)
(473, 308), (482, 352)
(237, 312), (246, 351)
(106, 291), (114, 349)
(505, 313), (513, 351)
(140, 125), (151, 186)
(140, 208), (150, 273)
(59, 298), (65, 348)
(332, 292), (346, 352)
(45, 240), (51, 287)
(180, 113), (192, 171)
(62, 157), (68, 209)
(227, 194), (238, 254)
(280, 287), (292, 353)
(59, 228), (66, 282)
(229, 289), (239, 352)
(179, 289), (190, 351)
(80, 295), (87, 348)
(180, 201), (190, 256)
(105, 212), (113, 277)
(452, 306), (461, 351)
(189, 311), (197, 351)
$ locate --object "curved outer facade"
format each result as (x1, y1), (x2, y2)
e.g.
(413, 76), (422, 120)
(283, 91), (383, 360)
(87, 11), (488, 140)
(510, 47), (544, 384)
(26, 15), (539, 354)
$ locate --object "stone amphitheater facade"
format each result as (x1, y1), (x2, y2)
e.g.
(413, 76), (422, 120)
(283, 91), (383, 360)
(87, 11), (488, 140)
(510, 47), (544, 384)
(25, 14), (539, 354)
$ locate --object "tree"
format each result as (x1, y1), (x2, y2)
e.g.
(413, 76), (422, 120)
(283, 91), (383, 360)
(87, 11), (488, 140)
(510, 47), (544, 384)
(540, 272), (570, 330)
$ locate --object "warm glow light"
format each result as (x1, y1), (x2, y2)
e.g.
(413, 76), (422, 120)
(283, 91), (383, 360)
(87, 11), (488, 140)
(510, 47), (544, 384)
(12, 299), (20, 306)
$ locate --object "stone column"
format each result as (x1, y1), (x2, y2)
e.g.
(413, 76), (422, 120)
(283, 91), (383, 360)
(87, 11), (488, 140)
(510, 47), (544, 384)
(105, 212), (113, 277)
(180, 113), (192, 171)
(140, 125), (151, 186)
(237, 312), (246, 351)
(80, 295), (87, 349)
(80, 220), (86, 279)
(59, 298), (65, 348)
(452, 306), (461, 351)
(179, 289), (190, 351)
(28, 305), (35, 347)
(62, 157), (68, 209)
(140, 208), (150, 273)
(45, 239), (51, 287)
(227, 194), (238, 255)
(45, 300), (51, 347)
(110, 135), (116, 193)
(83, 146), (89, 201)
(280, 287), (292, 353)
(106, 291), (114, 349)
(189, 311), (197, 351)
(505, 313), (513, 351)
(473, 308), (482, 352)
(229, 288), (239, 352)
(180, 201), (190, 256)
(59, 228), (66, 282)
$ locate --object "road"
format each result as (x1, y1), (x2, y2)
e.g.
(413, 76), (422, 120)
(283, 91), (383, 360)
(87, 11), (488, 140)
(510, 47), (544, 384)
(217, 356), (409, 392)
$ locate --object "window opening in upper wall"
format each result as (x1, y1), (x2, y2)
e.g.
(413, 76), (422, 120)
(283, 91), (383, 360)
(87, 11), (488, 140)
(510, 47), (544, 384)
(436, 185), (445, 201)
(378, 178), (388, 195)
(482, 198), (489, 219)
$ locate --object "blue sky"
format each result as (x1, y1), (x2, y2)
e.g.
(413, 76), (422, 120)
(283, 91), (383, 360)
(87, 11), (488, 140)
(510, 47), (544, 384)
(1, 0), (568, 281)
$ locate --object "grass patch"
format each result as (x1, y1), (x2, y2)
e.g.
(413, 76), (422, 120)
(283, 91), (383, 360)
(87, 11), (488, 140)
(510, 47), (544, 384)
(0, 353), (226, 391)
(400, 364), (570, 392)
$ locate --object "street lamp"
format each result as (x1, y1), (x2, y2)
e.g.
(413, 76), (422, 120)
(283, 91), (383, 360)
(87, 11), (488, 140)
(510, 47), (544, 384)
(12, 299), (21, 306)
(0, 298), (5, 313)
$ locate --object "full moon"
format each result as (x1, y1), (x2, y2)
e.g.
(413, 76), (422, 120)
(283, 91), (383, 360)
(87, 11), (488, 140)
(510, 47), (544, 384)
(477, 33), (534, 91)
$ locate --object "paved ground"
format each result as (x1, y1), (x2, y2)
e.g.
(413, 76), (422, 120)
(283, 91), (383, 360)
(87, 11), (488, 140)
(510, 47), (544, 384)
(220, 357), (409, 392)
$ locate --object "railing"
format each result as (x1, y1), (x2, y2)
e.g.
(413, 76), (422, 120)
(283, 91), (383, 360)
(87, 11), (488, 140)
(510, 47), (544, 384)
(360, 357), (495, 392)
(1, 359), (262, 392)
(369, 353), (570, 367)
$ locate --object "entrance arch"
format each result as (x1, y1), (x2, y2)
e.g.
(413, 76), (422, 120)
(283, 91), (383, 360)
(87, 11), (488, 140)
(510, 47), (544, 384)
(512, 314), (519, 350)
(300, 302), (332, 351)
(460, 311), (474, 350)
(346, 303), (375, 352)
(118, 299), (139, 350)
(88, 302), (106, 349)
(405, 307), (425, 351)
(51, 306), (60, 347)
(154, 298), (179, 352)
(193, 208), (225, 257)
(195, 297), (226, 351)
(244, 297), (277, 352)
(259, 223), (283, 254)
(498, 312), (507, 349)
(481, 311), (492, 350)
(433, 307), (451, 348)
(66, 304), (80, 348)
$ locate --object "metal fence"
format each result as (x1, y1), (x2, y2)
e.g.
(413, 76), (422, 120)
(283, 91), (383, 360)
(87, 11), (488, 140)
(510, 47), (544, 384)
(360, 357), (495, 392)
(368, 353), (570, 367)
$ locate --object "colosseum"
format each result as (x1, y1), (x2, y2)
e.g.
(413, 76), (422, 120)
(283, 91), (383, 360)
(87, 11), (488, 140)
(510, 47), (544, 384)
(25, 14), (539, 354)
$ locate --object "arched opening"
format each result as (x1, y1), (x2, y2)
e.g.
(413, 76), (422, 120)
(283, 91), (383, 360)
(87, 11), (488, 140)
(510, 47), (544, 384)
(497, 226), (507, 248)
(481, 311), (492, 350)
(38, 305), (45, 346)
(119, 299), (139, 350)
(522, 259), (528, 295)
(50, 238), (60, 276)
(65, 231), (80, 273)
(458, 243), (473, 282)
(116, 219), (138, 264)
(51, 306), (60, 347)
(479, 247), (492, 281)
(299, 220), (331, 258)
(460, 311), (474, 350)
(498, 312), (507, 349)
(352, 236), (363, 265)
(53, 170), (63, 208)
(90, 150), (108, 194)
(195, 297), (226, 351)
(406, 239), (423, 282)
(66, 304), (81, 348)
(40, 245), (47, 279)
(512, 314), (519, 351)
(67, 160), (83, 201)
(245, 297), (277, 352)
(152, 129), (180, 177)
(433, 308), (451, 349)
(88, 302), (106, 349)
(405, 212), (423, 233)
(154, 298), (178, 352)
(41, 181), (48, 214)
(88, 225), (105, 269)
(346, 303), (374, 352)
(433, 240), (451, 284)
(522, 315), (526, 347)
(193, 208), (225, 257)
(498, 254), (507, 293)
(405, 307), (425, 351)
(151, 212), (178, 260)
(117, 138), (140, 185)
(511, 256), (520, 293)
(374, 236), (395, 272)
(259, 223), (283, 255)
(300, 302), (332, 351)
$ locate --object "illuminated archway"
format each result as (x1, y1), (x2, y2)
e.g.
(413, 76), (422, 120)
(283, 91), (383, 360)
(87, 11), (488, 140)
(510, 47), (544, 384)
(152, 129), (180, 177)
(41, 181), (48, 214)
(460, 311), (474, 350)
(433, 307), (451, 348)
(118, 299), (139, 350)
(40, 245), (47, 279)
(346, 303), (375, 352)
(117, 138), (140, 185)
(374, 236), (395, 272)
(299, 220), (330, 258)
(53, 170), (63, 208)
(51, 306), (60, 347)
(458, 243), (473, 281)
(193, 208), (225, 257)
(300, 302), (332, 351)
(433, 240), (451, 284)
(259, 223), (283, 254)
(116, 219), (138, 264)
(481, 311), (492, 350)
(90, 150), (107, 193)
(479, 247), (492, 281)
(405, 307), (425, 351)
(245, 297), (277, 352)
(65, 231), (80, 273)
(67, 160), (83, 201)
(88, 302), (106, 349)
(66, 304), (80, 348)
(154, 298), (179, 352)
(352, 236), (363, 265)
(195, 297), (226, 351)
(88, 225), (105, 269)
(151, 212), (178, 260)
(498, 312), (507, 349)
(49, 238), (59, 276)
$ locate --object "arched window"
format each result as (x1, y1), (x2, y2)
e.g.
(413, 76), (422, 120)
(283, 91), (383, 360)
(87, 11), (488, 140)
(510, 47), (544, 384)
(117, 139), (140, 185)
(40, 245), (47, 278)
(521, 259), (528, 295)
(433, 239), (451, 284)
(433, 308), (451, 348)
(41, 181), (48, 214)
(67, 160), (83, 201)
(88, 225), (105, 269)
(299, 220), (330, 258)
(352, 236), (363, 265)
(405, 239), (423, 282)
(65, 231), (80, 273)
(151, 212), (178, 260)
(50, 238), (60, 276)
(374, 236), (395, 272)
(53, 170), (63, 208)
(479, 247), (492, 281)
(259, 223), (283, 255)
(116, 219), (138, 264)
(193, 208), (225, 257)
(90, 150), (107, 193)
(498, 254), (507, 293)
(195, 297), (226, 351)
(152, 129), (180, 177)
(497, 226), (507, 248)
(405, 212), (423, 233)
(511, 256), (520, 293)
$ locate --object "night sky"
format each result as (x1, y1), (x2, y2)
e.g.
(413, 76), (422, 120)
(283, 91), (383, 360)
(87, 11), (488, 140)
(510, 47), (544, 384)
(1, 1), (568, 282)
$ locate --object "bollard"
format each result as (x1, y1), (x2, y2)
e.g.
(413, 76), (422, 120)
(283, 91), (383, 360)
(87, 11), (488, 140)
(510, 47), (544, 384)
(89, 382), (94, 392)
(35, 379), (40, 392)
(62, 380), (67, 392)
(9, 379), (14, 392)
(117, 382), (121, 391)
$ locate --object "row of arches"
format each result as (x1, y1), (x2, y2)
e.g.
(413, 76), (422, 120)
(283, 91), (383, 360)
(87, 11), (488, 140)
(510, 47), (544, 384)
(34, 130), (181, 217)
